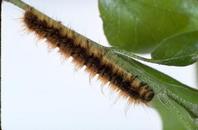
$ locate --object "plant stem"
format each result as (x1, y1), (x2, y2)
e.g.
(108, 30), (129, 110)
(3, 0), (30, 10)
(112, 48), (170, 64)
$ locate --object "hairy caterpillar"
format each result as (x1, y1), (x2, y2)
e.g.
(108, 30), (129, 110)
(23, 8), (154, 104)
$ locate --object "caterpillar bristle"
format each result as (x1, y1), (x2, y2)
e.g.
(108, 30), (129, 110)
(23, 9), (154, 105)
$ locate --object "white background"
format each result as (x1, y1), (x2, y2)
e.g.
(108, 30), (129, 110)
(2, 0), (197, 130)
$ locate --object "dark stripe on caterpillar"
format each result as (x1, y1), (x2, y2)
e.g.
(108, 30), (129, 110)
(23, 9), (154, 104)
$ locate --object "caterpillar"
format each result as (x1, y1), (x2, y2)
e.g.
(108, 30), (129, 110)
(23, 8), (154, 104)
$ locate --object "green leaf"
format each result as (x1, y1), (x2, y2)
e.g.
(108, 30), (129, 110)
(99, 0), (198, 53)
(104, 49), (198, 130)
(112, 31), (198, 66)
(151, 31), (198, 66)
(153, 98), (188, 130)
